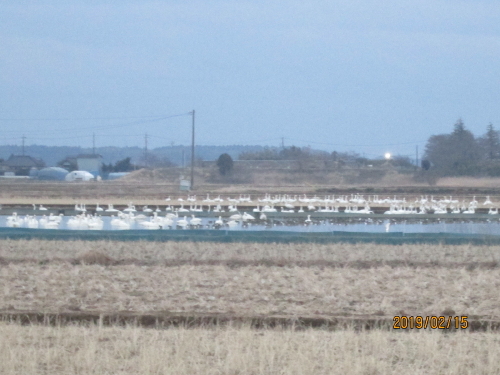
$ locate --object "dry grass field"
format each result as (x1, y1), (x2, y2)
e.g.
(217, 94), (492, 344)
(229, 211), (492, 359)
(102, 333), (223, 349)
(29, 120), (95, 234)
(2, 236), (500, 373)
(3, 262), (500, 317)
(1, 240), (500, 318)
(1, 323), (499, 375)
(3, 174), (500, 374)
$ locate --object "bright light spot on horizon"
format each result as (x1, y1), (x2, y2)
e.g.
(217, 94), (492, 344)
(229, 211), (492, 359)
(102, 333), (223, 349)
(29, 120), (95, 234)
(384, 152), (391, 160)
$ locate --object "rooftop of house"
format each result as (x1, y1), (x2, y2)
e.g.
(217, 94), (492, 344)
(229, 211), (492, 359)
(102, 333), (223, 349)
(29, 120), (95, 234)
(3, 154), (45, 168)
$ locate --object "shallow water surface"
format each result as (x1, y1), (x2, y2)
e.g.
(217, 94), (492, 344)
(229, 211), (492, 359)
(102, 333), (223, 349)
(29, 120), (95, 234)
(2, 215), (500, 235)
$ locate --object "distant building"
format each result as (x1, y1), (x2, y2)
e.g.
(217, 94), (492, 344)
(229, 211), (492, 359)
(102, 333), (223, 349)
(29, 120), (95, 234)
(0, 154), (45, 176)
(76, 154), (102, 177)
(58, 156), (77, 171)
(65, 170), (95, 182)
(60, 154), (102, 176)
(36, 167), (69, 181)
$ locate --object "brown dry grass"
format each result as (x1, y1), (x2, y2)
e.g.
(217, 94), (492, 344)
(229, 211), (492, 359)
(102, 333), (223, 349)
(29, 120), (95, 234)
(1, 323), (500, 375)
(2, 262), (499, 317)
(437, 177), (500, 188)
(2, 238), (500, 373)
(77, 250), (116, 266)
(1, 239), (500, 266)
(1, 240), (500, 318)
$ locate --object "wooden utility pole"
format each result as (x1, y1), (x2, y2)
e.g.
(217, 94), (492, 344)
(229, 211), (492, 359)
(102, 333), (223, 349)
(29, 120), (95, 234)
(144, 133), (148, 168)
(190, 110), (195, 190)
(22, 135), (26, 155)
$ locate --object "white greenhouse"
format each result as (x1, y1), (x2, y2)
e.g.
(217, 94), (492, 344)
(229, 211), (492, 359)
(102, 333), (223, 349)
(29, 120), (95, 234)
(65, 170), (95, 182)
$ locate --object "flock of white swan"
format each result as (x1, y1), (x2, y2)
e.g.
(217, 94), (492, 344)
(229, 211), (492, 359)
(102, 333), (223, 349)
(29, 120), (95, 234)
(4, 194), (500, 230)
(174, 193), (500, 215)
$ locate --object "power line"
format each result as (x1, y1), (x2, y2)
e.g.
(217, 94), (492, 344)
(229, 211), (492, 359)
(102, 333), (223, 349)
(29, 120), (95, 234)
(0, 113), (188, 121)
(0, 112), (191, 134)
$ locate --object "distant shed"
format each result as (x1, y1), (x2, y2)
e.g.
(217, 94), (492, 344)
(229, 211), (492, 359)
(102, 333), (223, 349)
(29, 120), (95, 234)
(76, 154), (102, 177)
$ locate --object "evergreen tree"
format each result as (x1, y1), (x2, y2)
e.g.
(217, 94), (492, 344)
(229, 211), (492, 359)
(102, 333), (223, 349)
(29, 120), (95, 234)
(424, 119), (481, 176)
(484, 123), (500, 160)
(216, 153), (233, 175)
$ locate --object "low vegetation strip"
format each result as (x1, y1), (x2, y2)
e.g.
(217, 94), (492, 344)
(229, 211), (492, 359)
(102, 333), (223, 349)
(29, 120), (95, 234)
(1, 311), (392, 330)
(2, 239), (500, 265)
(2, 311), (500, 332)
(3, 257), (500, 269)
(2, 323), (500, 375)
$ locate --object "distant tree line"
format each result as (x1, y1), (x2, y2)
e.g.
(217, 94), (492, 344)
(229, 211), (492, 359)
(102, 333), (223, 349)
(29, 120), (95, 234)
(239, 146), (415, 168)
(102, 157), (136, 173)
(239, 146), (325, 161)
(423, 119), (500, 177)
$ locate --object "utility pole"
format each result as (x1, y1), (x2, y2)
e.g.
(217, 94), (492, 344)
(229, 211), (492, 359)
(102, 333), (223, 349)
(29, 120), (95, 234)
(190, 110), (195, 190)
(281, 137), (285, 149)
(144, 133), (148, 168)
(416, 145), (419, 168)
(92, 133), (96, 155)
(21, 135), (26, 156)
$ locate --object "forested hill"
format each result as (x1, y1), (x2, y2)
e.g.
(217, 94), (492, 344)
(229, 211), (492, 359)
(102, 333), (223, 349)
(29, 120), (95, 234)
(0, 145), (269, 167)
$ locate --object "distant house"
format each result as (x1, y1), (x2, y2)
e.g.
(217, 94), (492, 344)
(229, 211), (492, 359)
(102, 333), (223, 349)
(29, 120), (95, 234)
(58, 156), (78, 171)
(76, 154), (102, 177)
(0, 154), (45, 176)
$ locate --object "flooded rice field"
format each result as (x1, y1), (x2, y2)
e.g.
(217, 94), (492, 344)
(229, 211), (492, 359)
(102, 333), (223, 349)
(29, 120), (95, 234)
(2, 213), (500, 235)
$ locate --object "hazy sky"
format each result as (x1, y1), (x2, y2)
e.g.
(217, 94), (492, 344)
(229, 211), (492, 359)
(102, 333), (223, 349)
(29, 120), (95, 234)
(1, 1), (499, 159)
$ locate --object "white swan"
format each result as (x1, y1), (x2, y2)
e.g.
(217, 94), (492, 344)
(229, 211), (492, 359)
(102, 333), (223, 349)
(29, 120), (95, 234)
(190, 215), (202, 226)
(178, 204), (189, 213)
(176, 216), (188, 229)
(110, 216), (130, 230)
(230, 213), (242, 221)
(139, 220), (161, 230)
(226, 219), (238, 228)
(7, 212), (23, 227)
(26, 216), (39, 228)
(166, 212), (178, 219)
(484, 196), (493, 206)
(242, 212), (255, 221)
(123, 203), (136, 213)
(163, 217), (174, 228)
(106, 204), (119, 212)
(203, 194), (214, 203)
